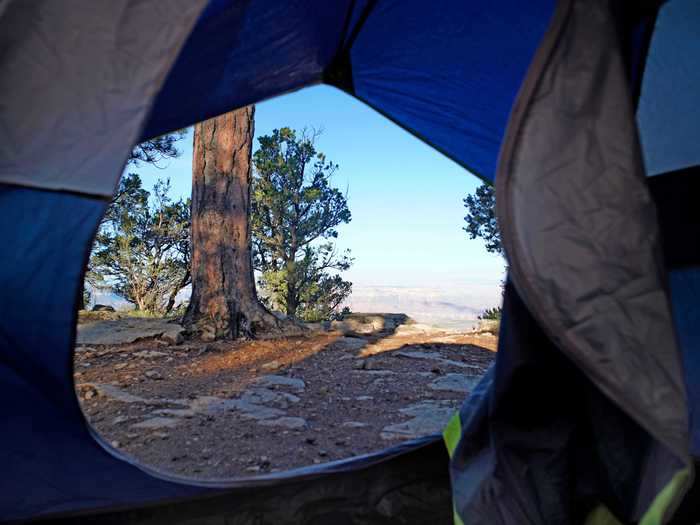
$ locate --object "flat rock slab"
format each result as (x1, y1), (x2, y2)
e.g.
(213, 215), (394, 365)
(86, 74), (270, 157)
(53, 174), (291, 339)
(380, 400), (456, 440)
(83, 383), (189, 407)
(153, 408), (197, 418)
(134, 350), (168, 359)
(429, 373), (481, 393)
(76, 318), (184, 346)
(254, 375), (306, 392)
(332, 337), (368, 352)
(258, 416), (307, 429)
(394, 350), (482, 370)
(239, 388), (300, 409)
(131, 417), (181, 430)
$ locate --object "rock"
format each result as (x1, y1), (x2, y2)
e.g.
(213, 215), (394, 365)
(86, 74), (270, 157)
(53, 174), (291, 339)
(394, 323), (442, 336)
(160, 326), (185, 344)
(255, 375), (306, 392)
(215, 398), (287, 421)
(131, 417), (180, 430)
(355, 395), (374, 401)
(115, 362), (128, 370)
(82, 388), (97, 400)
(334, 337), (368, 352)
(394, 350), (481, 370)
(245, 466), (261, 473)
(134, 350), (168, 359)
(110, 440), (120, 447)
(352, 359), (367, 370)
(92, 304), (115, 312)
(355, 369), (396, 376)
(258, 416), (307, 429)
(261, 360), (283, 371)
(79, 383), (148, 404)
(342, 421), (368, 429)
(380, 400), (456, 440)
(153, 408), (197, 418)
(112, 415), (131, 424)
(144, 370), (163, 380)
(200, 326), (216, 342)
(76, 317), (186, 346)
(428, 373), (481, 393)
(395, 350), (443, 360)
(239, 388), (300, 408)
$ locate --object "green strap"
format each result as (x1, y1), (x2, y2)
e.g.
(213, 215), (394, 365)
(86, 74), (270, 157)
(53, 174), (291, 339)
(584, 468), (690, 525)
(443, 411), (462, 457)
(640, 468), (690, 525)
(444, 412), (463, 525)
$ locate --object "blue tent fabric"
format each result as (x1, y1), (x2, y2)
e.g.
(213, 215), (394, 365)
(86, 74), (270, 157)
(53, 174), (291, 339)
(638, 0), (700, 176)
(8, 0), (700, 522)
(669, 269), (700, 457)
(144, 0), (556, 182)
(141, 0), (351, 142)
(0, 185), (210, 520)
(1, 1), (559, 519)
(349, 0), (556, 180)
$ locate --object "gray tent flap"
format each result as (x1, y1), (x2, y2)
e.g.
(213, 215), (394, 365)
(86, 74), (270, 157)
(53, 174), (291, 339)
(498, 0), (689, 462)
(447, 0), (692, 522)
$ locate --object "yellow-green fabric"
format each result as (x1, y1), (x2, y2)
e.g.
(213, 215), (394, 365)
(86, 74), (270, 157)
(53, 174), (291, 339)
(443, 412), (462, 457)
(583, 468), (690, 525)
(640, 468), (690, 525)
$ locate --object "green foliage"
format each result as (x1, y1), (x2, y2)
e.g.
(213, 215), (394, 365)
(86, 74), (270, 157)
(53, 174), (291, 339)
(251, 128), (353, 321)
(463, 183), (503, 255)
(89, 174), (191, 314)
(478, 306), (502, 321)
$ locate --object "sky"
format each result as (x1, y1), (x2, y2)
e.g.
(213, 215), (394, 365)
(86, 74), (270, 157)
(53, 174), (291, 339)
(132, 85), (505, 312)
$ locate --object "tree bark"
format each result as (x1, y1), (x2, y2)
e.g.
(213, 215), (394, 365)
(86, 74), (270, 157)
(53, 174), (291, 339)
(164, 269), (190, 315)
(183, 107), (301, 340)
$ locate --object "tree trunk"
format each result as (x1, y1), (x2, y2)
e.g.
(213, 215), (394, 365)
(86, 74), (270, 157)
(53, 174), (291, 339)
(77, 282), (86, 310)
(184, 107), (301, 340)
(164, 269), (190, 315)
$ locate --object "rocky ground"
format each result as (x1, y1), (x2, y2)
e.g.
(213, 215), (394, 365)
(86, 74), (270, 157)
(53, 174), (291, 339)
(74, 313), (497, 479)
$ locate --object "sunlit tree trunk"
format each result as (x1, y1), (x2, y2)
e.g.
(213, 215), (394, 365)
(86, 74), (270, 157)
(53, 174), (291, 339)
(184, 107), (298, 339)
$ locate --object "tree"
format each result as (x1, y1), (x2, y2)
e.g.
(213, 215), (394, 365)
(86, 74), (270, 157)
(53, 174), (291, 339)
(128, 131), (186, 167)
(478, 306), (502, 320)
(89, 174), (191, 314)
(463, 182), (503, 255)
(183, 107), (294, 340)
(251, 127), (353, 321)
(80, 131), (186, 310)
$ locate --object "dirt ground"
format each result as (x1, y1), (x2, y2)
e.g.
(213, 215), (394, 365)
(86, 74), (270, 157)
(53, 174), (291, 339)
(74, 315), (496, 480)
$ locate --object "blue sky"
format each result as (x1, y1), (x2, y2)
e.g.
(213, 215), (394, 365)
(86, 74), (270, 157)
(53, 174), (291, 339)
(133, 85), (504, 297)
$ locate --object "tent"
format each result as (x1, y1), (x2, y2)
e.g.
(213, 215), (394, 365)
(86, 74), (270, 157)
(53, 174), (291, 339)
(1, 0), (699, 523)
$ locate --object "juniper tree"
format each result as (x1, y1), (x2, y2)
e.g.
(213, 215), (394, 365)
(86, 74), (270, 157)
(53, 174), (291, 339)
(251, 128), (353, 321)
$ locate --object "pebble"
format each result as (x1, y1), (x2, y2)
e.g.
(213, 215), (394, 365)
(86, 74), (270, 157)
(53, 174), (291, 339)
(341, 421), (368, 429)
(144, 370), (163, 380)
(261, 360), (282, 371)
